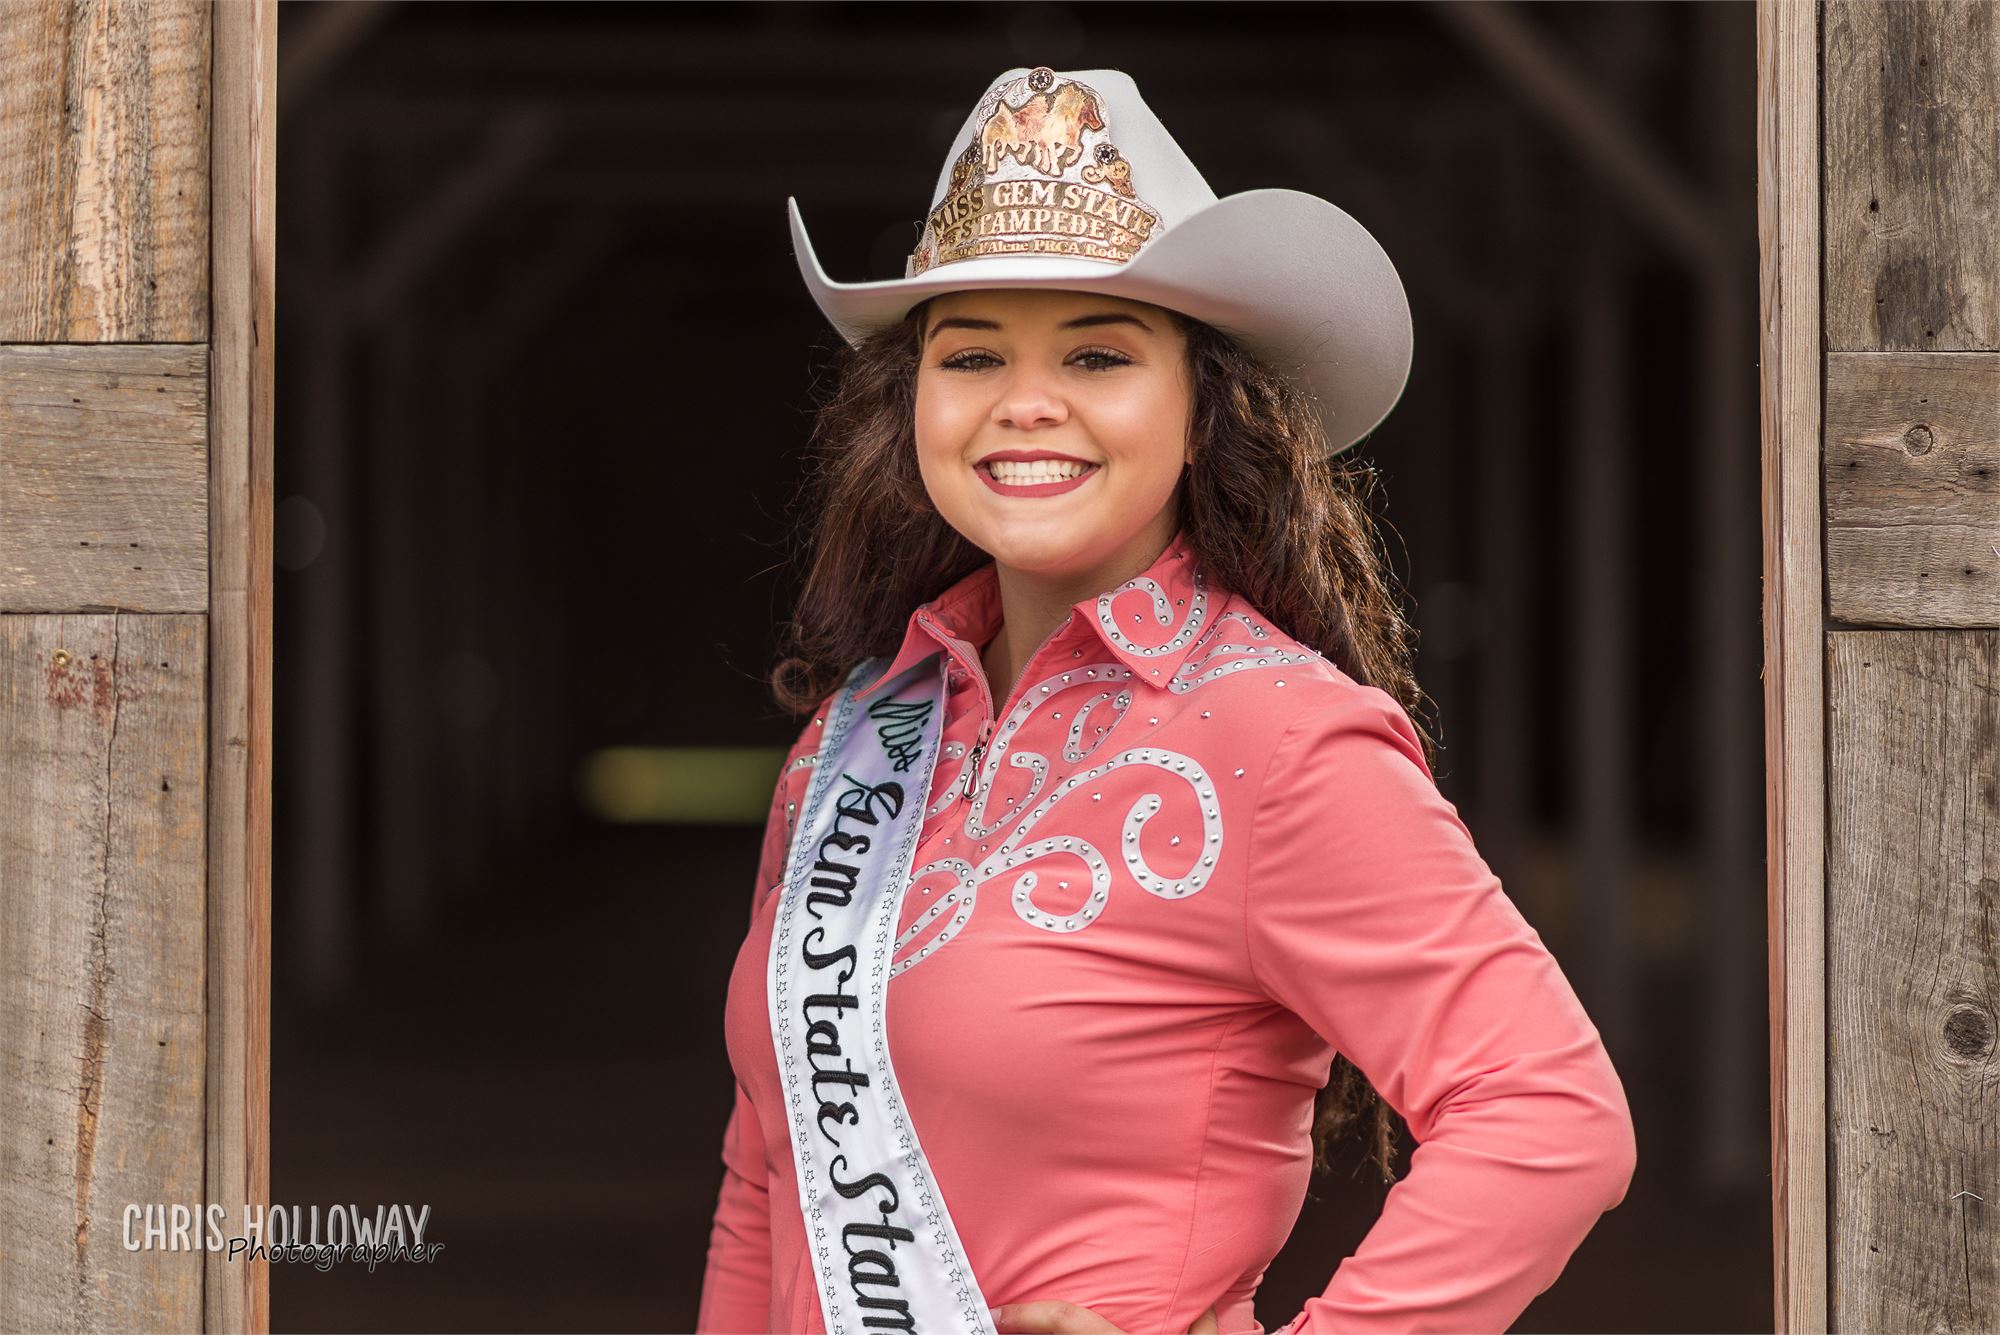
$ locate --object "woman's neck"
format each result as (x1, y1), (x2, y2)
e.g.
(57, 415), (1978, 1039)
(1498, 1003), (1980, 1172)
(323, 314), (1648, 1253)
(977, 519), (1178, 706)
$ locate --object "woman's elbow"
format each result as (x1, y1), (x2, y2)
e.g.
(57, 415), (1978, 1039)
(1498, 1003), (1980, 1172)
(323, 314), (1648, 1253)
(1591, 1102), (1638, 1212)
(1547, 1071), (1638, 1215)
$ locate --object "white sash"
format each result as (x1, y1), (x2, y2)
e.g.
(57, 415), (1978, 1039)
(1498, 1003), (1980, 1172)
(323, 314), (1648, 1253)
(767, 650), (998, 1335)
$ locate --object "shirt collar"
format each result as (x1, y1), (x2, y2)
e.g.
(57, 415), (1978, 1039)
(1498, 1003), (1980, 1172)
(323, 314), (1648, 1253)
(856, 526), (1208, 699)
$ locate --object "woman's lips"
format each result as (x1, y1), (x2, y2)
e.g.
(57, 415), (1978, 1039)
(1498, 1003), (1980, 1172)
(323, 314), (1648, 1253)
(976, 462), (1101, 498)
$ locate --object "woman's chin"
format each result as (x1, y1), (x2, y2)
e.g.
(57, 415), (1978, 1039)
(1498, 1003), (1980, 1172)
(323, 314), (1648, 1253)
(969, 502), (1094, 543)
(969, 513), (1135, 571)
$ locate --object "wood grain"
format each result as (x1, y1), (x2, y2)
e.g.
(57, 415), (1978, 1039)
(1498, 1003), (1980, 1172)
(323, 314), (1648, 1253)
(0, 0), (211, 342)
(1823, 0), (1999, 352)
(1825, 351), (2000, 627)
(1757, 2), (1827, 1331)
(203, 0), (276, 1329)
(0, 613), (208, 1332)
(0, 343), (209, 613)
(1826, 630), (2000, 1332)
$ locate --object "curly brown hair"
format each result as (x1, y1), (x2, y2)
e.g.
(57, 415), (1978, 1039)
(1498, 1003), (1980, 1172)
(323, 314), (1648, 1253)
(771, 296), (1434, 1187)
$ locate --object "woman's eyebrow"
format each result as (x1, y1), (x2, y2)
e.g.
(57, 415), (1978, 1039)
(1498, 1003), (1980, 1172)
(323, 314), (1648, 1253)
(1061, 312), (1153, 334)
(924, 311), (1154, 344)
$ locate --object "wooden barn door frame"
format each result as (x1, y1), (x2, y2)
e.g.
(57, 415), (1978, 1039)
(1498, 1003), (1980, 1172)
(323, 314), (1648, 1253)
(199, 4), (1840, 1332)
(1757, 2), (1825, 1334)
(218, 4), (1830, 1333)
(207, 0), (276, 1330)
(235, 8), (1824, 1335)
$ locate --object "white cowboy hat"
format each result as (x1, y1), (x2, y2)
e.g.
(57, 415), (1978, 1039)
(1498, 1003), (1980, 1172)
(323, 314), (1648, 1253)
(786, 65), (1413, 456)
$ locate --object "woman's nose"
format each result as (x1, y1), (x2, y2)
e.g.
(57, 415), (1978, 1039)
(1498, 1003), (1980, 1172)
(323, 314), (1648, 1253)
(992, 366), (1069, 430)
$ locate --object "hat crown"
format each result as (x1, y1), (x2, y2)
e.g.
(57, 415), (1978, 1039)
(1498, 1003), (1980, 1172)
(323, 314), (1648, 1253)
(906, 67), (1218, 279)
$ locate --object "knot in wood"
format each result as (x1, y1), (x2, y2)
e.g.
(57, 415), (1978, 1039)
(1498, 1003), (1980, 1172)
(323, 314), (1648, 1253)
(1942, 1005), (1992, 1059)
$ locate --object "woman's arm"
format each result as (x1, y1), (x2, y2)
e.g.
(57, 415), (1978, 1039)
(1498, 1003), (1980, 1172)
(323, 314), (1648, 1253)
(696, 700), (833, 1333)
(1246, 685), (1638, 1335)
(696, 1078), (775, 1334)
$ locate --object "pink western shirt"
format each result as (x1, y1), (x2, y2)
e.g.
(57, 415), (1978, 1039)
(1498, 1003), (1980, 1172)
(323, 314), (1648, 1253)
(697, 527), (1635, 1335)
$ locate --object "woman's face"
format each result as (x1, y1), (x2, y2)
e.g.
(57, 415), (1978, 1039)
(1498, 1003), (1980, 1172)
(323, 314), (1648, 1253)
(913, 288), (1192, 580)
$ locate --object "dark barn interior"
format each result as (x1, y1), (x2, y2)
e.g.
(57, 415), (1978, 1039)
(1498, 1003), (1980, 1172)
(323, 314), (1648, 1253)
(271, 3), (1768, 1330)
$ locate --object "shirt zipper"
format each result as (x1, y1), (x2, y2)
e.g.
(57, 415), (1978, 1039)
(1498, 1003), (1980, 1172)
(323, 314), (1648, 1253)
(961, 719), (994, 800)
(922, 608), (1078, 804)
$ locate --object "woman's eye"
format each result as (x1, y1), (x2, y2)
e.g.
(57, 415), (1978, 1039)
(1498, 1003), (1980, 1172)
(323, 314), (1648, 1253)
(936, 348), (1133, 372)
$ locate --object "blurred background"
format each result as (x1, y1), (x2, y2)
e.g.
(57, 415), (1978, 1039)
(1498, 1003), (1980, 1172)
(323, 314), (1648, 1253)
(272, 2), (1765, 1330)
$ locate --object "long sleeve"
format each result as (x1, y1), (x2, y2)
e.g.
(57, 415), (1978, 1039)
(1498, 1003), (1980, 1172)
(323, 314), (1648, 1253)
(696, 739), (802, 1334)
(1246, 685), (1637, 1335)
(698, 698), (836, 1334)
(696, 1078), (775, 1334)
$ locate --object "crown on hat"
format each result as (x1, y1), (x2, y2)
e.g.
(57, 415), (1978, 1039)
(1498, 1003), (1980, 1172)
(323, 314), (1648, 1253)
(906, 67), (1164, 278)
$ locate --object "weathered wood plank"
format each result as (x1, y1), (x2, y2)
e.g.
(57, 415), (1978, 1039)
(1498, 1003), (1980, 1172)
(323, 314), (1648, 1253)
(1824, 351), (2000, 627)
(1823, 0), (2000, 353)
(0, 0), (211, 343)
(204, 0), (275, 1328)
(0, 613), (208, 1332)
(1759, 2), (1828, 1330)
(0, 344), (208, 613)
(1827, 630), (2000, 1332)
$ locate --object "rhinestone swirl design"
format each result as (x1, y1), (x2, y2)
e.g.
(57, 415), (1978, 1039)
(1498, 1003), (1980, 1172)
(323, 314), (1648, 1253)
(889, 560), (1326, 976)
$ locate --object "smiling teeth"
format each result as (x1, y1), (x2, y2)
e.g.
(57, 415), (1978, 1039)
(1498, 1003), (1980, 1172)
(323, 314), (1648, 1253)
(988, 459), (1091, 482)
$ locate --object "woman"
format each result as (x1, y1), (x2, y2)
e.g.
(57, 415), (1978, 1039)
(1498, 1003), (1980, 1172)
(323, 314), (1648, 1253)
(698, 67), (1635, 1335)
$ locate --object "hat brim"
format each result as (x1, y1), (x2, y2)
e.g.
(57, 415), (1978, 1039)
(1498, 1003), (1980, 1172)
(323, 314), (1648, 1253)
(786, 190), (1412, 455)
